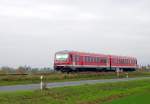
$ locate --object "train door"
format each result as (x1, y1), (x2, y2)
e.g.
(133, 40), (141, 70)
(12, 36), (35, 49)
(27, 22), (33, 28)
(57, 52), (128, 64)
(76, 55), (80, 66)
(80, 56), (83, 66)
(72, 55), (80, 66)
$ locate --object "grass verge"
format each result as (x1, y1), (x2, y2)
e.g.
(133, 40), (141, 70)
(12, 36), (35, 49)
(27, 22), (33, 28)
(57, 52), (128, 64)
(0, 79), (150, 104)
(0, 71), (150, 86)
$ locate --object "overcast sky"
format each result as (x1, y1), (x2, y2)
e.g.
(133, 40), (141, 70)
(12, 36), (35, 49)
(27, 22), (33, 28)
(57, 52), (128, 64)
(0, 0), (150, 68)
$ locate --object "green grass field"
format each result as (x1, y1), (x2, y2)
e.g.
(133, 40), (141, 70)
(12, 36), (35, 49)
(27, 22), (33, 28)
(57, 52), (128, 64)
(104, 91), (150, 104)
(0, 79), (150, 104)
(0, 71), (150, 86)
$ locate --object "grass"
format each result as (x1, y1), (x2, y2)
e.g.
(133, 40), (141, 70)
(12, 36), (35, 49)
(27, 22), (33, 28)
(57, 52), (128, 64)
(0, 79), (150, 104)
(0, 71), (150, 86)
(104, 91), (150, 104)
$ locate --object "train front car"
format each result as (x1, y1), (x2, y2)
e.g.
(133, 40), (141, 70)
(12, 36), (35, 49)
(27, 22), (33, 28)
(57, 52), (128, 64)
(54, 51), (72, 72)
(54, 51), (110, 72)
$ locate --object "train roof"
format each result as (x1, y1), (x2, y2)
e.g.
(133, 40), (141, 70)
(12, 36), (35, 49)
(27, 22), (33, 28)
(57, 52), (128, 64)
(109, 55), (136, 59)
(55, 50), (108, 57)
(55, 50), (137, 59)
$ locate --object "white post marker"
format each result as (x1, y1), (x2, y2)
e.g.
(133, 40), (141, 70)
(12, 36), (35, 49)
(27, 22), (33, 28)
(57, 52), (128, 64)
(116, 68), (120, 77)
(40, 76), (43, 90)
(126, 73), (129, 78)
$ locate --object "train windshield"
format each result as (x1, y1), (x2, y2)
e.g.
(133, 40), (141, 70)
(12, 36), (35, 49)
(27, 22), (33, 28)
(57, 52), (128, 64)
(55, 54), (69, 61)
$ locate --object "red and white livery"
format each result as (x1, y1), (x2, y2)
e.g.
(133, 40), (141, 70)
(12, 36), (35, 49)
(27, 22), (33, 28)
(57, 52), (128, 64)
(54, 50), (137, 72)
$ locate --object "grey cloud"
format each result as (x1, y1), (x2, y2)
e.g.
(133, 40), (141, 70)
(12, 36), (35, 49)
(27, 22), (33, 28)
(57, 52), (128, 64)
(0, 0), (150, 67)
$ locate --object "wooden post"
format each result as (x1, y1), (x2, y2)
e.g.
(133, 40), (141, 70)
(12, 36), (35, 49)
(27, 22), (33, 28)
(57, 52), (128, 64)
(126, 73), (128, 78)
(40, 76), (43, 91)
(116, 68), (120, 78)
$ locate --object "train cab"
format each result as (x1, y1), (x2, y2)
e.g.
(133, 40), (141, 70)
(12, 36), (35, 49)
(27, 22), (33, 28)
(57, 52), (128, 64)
(54, 51), (72, 71)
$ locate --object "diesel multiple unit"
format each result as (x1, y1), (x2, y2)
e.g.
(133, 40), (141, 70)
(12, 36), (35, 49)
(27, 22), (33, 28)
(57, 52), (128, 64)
(54, 51), (137, 72)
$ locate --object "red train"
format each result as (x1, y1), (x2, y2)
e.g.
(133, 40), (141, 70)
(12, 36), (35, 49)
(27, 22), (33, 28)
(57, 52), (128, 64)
(54, 50), (138, 72)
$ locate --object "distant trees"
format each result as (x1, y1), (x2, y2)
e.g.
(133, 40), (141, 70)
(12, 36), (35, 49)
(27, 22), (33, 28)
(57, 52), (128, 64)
(16, 66), (31, 74)
(0, 66), (53, 75)
(0, 66), (15, 74)
(138, 64), (150, 72)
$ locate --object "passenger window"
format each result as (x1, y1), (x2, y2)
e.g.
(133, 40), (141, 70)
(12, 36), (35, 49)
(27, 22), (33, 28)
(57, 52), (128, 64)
(75, 55), (80, 62)
(98, 57), (100, 63)
(101, 58), (107, 64)
(85, 56), (88, 62)
(88, 56), (90, 62)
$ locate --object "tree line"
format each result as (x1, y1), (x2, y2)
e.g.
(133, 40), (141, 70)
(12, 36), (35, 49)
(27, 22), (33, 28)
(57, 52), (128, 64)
(0, 66), (53, 75)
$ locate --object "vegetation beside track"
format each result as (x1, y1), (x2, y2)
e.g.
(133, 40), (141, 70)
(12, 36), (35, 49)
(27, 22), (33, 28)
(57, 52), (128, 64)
(0, 71), (150, 86)
(0, 79), (150, 104)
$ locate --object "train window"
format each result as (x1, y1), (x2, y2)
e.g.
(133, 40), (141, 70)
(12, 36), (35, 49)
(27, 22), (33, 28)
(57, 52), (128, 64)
(121, 59), (123, 64)
(124, 59), (126, 64)
(91, 57), (93, 62)
(91, 57), (94, 62)
(92, 57), (94, 63)
(129, 59), (131, 64)
(88, 57), (90, 62)
(89, 57), (91, 62)
(93, 57), (96, 63)
(122, 59), (124, 64)
(116, 58), (118, 64)
(90, 57), (92, 62)
(87, 56), (89, 62)
(120, 59), (122, 64)
(98, 57), (100, 63)
(101, 58), (107, 63)
(75, 55), (80, 62)
(132, 60), (134, 64)
(94, 57), (96, 63)
(126, 59), (129, 64)
(123, 59), (125, 64)
(119, 59), (121, 64)
(124, 59), (125, 64)
(112, 59), (115, 64)
(118, 59), (120, 64)
(96, 57), (99, 63)
(131, 60), (133, 64)
(74, 55), (77, 62)
(125, 59), (127, 64)
(135, 60), (137, 64)
(87, 56), (90, 62)
(118, 58), (120, 64)
(85, 56), (88, 62)
(94, 57), (97, 63)
(56, 54), (69, 61)
(114, 59), (116, 64)
(83, 56), (86, 62)
(114, 58), (117, 64)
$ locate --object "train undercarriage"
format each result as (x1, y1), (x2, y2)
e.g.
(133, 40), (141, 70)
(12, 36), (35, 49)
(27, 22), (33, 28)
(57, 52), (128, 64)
(54, 65), (136, 73)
